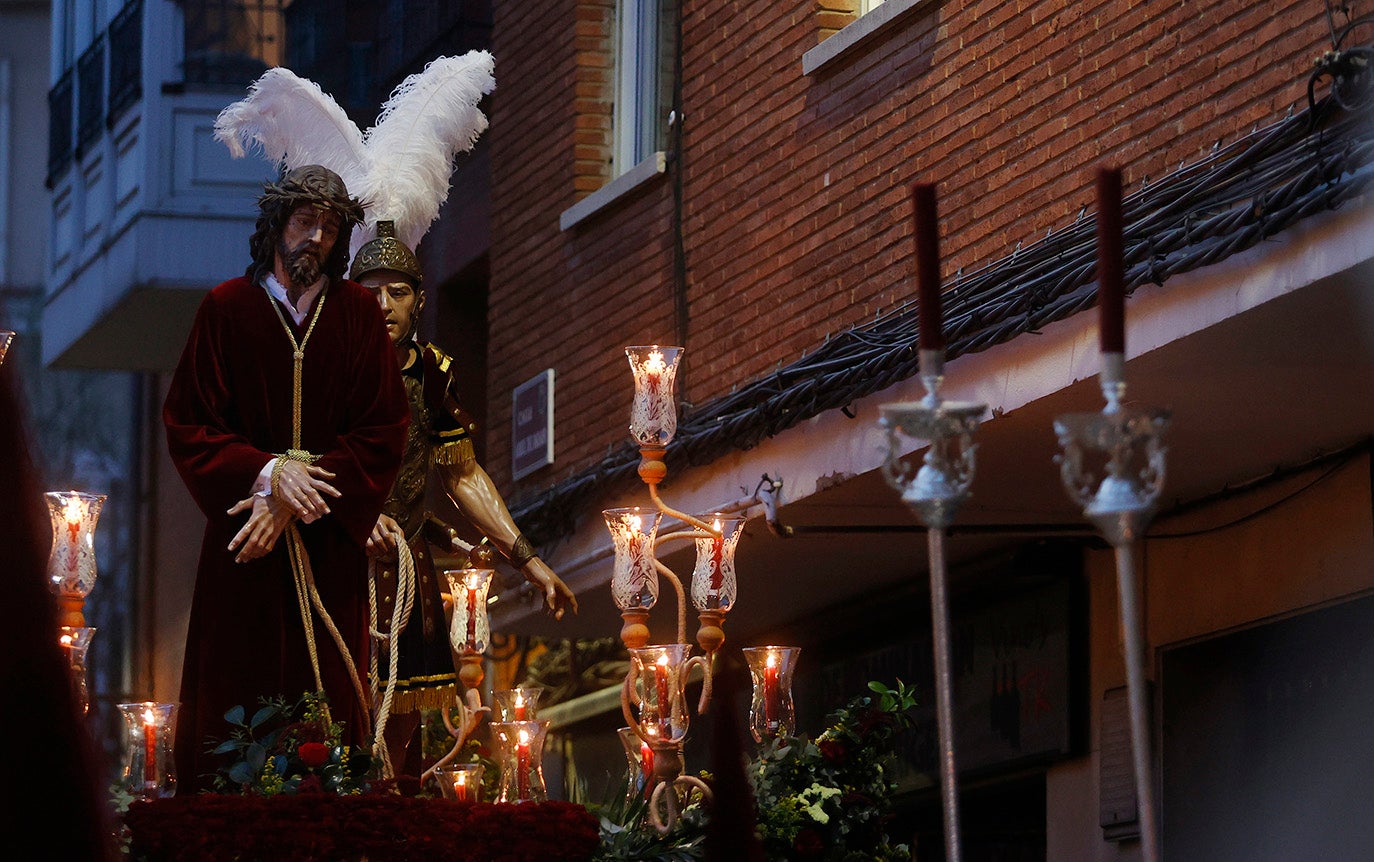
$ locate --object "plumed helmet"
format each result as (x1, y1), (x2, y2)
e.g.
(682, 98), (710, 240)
(350, 220), (423, 285)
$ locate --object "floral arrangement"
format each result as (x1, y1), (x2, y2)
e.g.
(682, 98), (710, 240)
(206, 691), (376, 796)
(749, 680), (917, 860)
(584, 679), (916, 862)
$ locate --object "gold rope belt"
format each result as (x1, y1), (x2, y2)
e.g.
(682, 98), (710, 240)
(267, 288), (372, 740)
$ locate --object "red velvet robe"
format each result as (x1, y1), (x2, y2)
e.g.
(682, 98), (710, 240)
(163, 276), (409, 792)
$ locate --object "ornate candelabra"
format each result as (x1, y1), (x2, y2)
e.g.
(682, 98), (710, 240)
(1053, 167), (1167, 862)
(607, 345), (741, 833)
(417, 562), (495, 784)
(877, 184), (986, 862)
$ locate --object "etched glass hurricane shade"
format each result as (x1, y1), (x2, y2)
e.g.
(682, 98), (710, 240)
(490, 719), (551, 803)
(690, 514), (745, 612)
(626, 345), (683, 447)
(444, 568), (494, 655)
(118, 701), (178, 800)
(46, 491), (107, 599)
(604, 507), (662, 610)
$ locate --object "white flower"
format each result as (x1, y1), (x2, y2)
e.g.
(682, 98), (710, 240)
(798, 783), (841, 824)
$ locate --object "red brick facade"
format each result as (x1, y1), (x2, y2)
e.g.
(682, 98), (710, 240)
(487, 0), (1331, 493)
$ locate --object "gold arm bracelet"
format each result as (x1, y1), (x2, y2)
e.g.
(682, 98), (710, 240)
(507, 534), (537, 569)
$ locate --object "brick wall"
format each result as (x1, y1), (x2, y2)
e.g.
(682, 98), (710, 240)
(487, 0), (1334, 495)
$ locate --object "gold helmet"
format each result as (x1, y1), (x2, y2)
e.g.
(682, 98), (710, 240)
(350, 220), (422, 285)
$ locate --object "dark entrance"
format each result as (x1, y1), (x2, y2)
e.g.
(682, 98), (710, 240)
(1161, 594), (1374, 860)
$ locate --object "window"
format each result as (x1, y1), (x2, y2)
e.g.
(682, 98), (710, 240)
(179, 0), (287, 86)
(613, 0), (675, 176)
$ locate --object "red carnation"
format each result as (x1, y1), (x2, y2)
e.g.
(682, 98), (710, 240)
(298, 741), (330, 767)
(818, 738), (847, 763)
(793, 827), (825, 857)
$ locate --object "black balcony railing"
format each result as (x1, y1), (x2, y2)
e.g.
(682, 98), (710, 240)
(75, 37), (105, 158)
(47, 71), (74, 187)
(107, 0), (143, 127)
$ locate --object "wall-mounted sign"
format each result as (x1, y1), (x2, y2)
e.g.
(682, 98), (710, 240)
(511, 369), (554, 480)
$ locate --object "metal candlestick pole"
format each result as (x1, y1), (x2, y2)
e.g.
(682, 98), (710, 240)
(1054, 352), (1169, 862)
(879, 349), (986, 862)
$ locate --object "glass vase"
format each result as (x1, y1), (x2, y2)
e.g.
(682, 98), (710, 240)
(625, 345), (684, 446)
(117, 702), (178, 799)
(743, 646), (801, 743)
(628, 643), (693, 743)
(493, 686), (542, 722)
(434, 762), (485, 803)
(58, 626), (96, 715)
(617, 726), (660, 802)
(490, 719), (551, 803)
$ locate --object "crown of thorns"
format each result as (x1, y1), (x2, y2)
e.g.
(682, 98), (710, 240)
(258, 166), (366, 225)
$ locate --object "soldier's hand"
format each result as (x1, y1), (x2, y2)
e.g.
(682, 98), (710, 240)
(366, 513), (404, 559)
(524, 558), (578, 620)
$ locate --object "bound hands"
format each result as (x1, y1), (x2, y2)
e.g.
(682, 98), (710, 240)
(227, 461), (341, 563)
(227, 494), (296, 563)
(274, 460), (340, 523)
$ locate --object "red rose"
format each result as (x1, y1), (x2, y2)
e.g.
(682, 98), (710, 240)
(793, 827), (825, 857)
(818, 739), (847, 763)
(298, 742), (330, 768)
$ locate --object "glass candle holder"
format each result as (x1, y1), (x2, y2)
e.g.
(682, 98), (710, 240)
(690, 514), (746, 613)
(490, 719), (551, 803)
(434, 762), (485, 803)
(604, 507), (662, 611)
(618, 726), (661, 802)
(58, 626), (97, 715)
(629, 644), (693, 743)
(493, 687), (541, 722)
(45, 491), (107, 628)
(118, 701), (178, 800)
(626, 345), (684, 447)
(444, 568), (494, 655)
(743, 646), (801, 743)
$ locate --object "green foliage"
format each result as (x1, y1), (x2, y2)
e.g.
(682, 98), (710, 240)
(582, 679), (916, 862)
(205, 691), (376, 796)
(747, 678), (918, 860)
(584, 772), (707, 862)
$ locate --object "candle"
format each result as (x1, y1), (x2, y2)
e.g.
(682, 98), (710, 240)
(513, 689), (527, 721)
(453, 770), (470, 803)
(142, 706), (158, 788)
(644, 349), (665, 390)
(1095, 166), (1126, 355)
(655, 654), (672, 733)
(465, 577), (478, 650)
(708, 519), (724, 605)
(763, 652), (780, 727)
(64, 496), (83, 575)
(911, 183), (945, 352)
(516, 728), (530, 800)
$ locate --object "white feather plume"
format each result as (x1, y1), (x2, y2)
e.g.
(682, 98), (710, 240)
(354, 51), (496, 256)
(213, 68), (369, 195)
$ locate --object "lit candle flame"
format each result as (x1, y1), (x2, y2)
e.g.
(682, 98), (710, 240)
(64, 495), (84, 527)
(465, 572), (483, 591)
(766, 652), (777, 671)
(514, 690), (524, 709)
(657, 653), (670, 668)
(644, 349), (666, 377)
(629, 514), (642, 532)
(60, 633), (74, 647)
(518, 728), (530, 746)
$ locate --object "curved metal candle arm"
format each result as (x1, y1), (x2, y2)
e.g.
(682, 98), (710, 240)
(421, 688), (489, 783)
(648, 771), (713, 835)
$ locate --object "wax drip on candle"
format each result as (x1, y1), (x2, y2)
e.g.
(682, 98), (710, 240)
(1095, 166), (1126, 355)
(911, 183), (945, 353)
